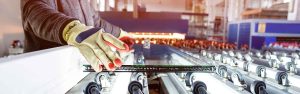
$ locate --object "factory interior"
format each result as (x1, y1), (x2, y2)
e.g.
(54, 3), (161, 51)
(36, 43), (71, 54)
(1, 0), (300, 94)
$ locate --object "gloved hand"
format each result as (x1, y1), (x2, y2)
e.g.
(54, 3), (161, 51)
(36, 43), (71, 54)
(63, 20), (130, 72)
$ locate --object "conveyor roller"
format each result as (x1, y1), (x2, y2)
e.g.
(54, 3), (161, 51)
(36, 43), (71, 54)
(192, 81), (207, 94)
(128, 81), (144, 94)
(84, 82), (102, 94)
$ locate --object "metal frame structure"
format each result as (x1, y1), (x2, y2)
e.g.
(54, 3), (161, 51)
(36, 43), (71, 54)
(228, 19), (300, 49)
(196, 49), (300, 94)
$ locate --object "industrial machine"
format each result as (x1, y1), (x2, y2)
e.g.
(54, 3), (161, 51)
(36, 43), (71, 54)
(1, 39), (300, 94)
(228, 19), (300, 50)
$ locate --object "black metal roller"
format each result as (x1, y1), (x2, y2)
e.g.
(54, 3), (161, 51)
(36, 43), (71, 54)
(135, 73), (146, 86)
(243, 62), (249, 71)
(250, 81), (266, 94)
(256, 66), (266, 77)
(136, 55), (145, 64)
(192, 81), (207, 94)
(235, 71), (244, 83)
(84, 82), (102, 94)
(275, 71), (288, 85)
(217, 65), (227, 77)
(132, 72), (142, 79)
(285, 62), (295, 71)
(185, 72), (194, 87)
(128, 81), (143, 94)
(269, 59), (276, 68)
(137, 74), (144, 81)
(94, 73), (109, 85)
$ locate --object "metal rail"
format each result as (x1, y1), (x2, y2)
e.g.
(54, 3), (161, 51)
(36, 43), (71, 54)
(83, 65), (216, 73)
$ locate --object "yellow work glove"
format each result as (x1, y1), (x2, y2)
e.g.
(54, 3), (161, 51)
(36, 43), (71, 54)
(63, 21), (130, 72)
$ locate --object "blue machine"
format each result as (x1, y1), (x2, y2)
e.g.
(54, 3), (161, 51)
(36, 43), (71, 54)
(99, 12), (189, 33)
(228, 19), (300, 49)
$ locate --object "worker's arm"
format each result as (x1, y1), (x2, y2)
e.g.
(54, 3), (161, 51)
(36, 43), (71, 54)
(98, 18), (122, 38)
(21, 0), (75, 44)
(21, 1), (127, 72)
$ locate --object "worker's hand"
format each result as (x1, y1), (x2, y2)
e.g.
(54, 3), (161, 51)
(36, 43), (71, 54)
(63, 21), (130, 72)
(118, 29), (135, 50)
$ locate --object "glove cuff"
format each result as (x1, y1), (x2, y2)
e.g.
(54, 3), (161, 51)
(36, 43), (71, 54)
(62, 20), (92, 44)
(118, 29), (133, 39)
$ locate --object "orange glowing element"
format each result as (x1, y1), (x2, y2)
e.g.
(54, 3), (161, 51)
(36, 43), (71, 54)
(135, 40), (139, 44)
(172, 40), (175, 44)
(153, 40), (157, 44)
(129, 32), (185, 39)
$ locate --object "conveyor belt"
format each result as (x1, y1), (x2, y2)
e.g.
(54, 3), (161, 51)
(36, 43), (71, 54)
(83, 65), (216, 73)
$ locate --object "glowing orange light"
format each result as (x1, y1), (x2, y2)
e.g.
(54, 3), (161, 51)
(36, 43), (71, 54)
(130, 32), (185, 39)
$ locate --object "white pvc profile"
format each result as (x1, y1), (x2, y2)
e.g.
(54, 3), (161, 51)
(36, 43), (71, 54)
(0, 46), (89, 94)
